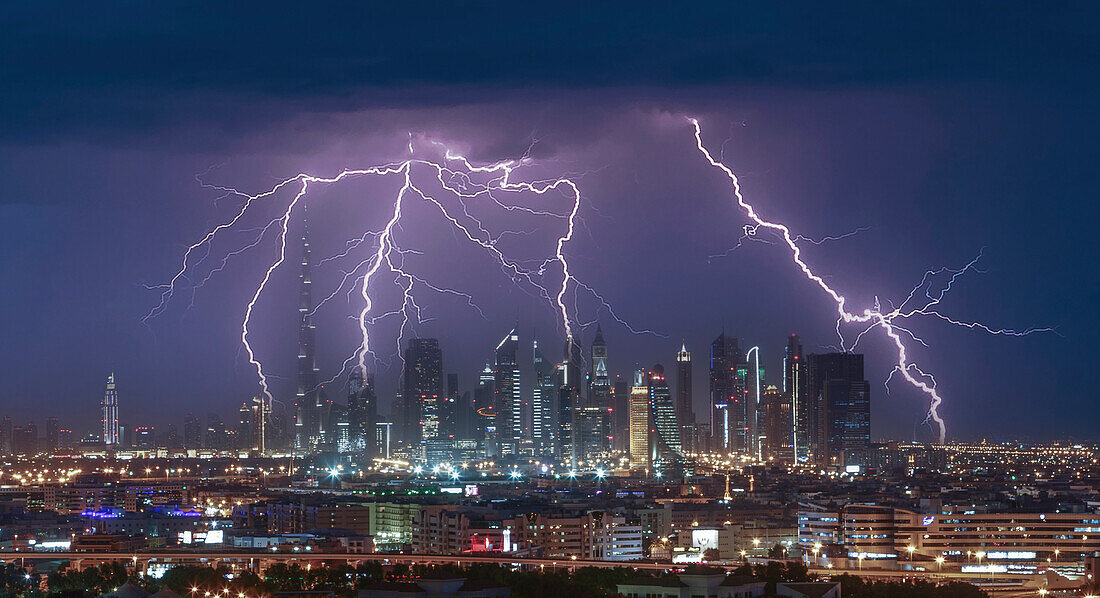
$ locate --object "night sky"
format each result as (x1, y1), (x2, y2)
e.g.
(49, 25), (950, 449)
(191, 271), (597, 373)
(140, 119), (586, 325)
(0, 3), (1095, 441)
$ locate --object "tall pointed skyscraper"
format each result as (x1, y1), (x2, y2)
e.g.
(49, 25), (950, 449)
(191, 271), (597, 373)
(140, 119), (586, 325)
(101, 373), (119, 445)
(675, 343), (693, 445)
(294, 214), (321, 451)
(588, 326), (611, 421)
(590, 325), (609, 402)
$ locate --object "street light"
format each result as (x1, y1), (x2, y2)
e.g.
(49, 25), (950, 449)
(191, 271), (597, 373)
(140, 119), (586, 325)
(906, 545), (915, 560)
(858, 554), (865, 570)
(935, 556), (945, 572)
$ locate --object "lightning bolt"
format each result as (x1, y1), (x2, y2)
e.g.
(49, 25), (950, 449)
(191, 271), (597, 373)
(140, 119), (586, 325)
(147, 136), (643, 415)
(690, 118), (1052, 443)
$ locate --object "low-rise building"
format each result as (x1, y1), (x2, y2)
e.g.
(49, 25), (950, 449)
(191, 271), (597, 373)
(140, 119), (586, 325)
(617, 569), (765, 598)
(357, 577), (509, 598)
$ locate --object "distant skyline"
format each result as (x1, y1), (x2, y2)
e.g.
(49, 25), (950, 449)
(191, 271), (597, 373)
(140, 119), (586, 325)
(0, 4), (1095, 441)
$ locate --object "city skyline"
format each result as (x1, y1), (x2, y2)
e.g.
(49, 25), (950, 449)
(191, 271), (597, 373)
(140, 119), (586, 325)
(0, 4), (1093, 444)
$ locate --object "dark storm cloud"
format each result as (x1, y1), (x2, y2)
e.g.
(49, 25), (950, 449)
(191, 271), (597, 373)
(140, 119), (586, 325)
(0, 3), (1095, 442)
(0, 2), (1093, 142)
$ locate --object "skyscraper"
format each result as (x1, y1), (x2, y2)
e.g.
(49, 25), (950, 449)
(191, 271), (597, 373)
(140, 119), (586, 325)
(206, 413), (228, 451)
(294, 217), (321, 451)
(399, 337), (443, 455)
(532, 340), (557, 454)
(12, 424), (37, 455)
(493, 329), (522, 456)
(807, 352), (871, 466)
(648, 364), (680, 465)
(442, 373), (459, 441)
(102, 372), (119, 446)
(237, 402), (254, 450)
(783, 334), (809, 462)
(558, 336), (583, 464)
(166, 424), (182, 450)
(183, 413), (202, 449)
(611, 376), (629, 452)
(0, 417), (10, 455)
(763, 384), (792, 462)
(251, 395), (270, 453)
(425, 373), (459, 463)
(709, 333), (744, 453)
(45, 417), (60, 453)
(578, 326), (612, 461)
(474, 363), (497, 456)
(347, 369), (378, 457)
(675, 343), (693, 448)
(629, 369), (651, 469)
(590, 325), (611, 405)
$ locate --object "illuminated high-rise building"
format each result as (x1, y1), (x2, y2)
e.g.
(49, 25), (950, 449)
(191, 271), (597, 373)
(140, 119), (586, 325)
(294, 216), (321, 451)
(348, 369), (378, 456)
(399, 337), (443, 456)
(134, 426), (155, 449)
(709, 333), (744, 453)
(807, 352), (870, 466)
(558, 336), (583, 464)
(250, 395), (270, 453)
(473, 363), (497, 457)
(783, 334), (809, 462)
(576, 326), (612, 461)
(589, 325), (611, 405)
(744, 347), (766, 459)
(101, 372), (119, 446)
(426, 373), (459, 463)
(628, 369), (651, 469)
(763, 384), (792, 462)
(532, 340), (557, 454)
(648, 363), (680, 465)
(675, 343), (693, 448)
(493, 329), (522, 456)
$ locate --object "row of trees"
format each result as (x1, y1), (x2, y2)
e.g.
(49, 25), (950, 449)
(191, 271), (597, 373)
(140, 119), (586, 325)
(4, 560), (989, 598)
(36, 562), (648, 598)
